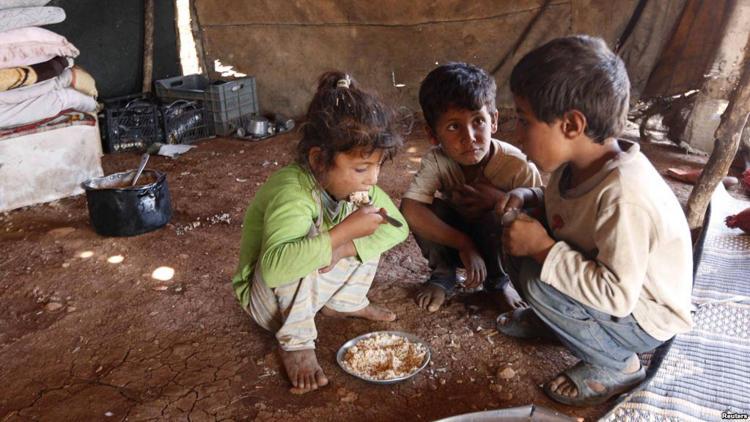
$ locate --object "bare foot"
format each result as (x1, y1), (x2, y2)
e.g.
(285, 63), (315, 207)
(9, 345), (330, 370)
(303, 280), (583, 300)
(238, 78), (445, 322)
(416, 284), (447, 313)
(487, 283), (528, 310)
(279, 348), (328, 394)
(546, 355), (640, 400)
(321, 303), (396, 321)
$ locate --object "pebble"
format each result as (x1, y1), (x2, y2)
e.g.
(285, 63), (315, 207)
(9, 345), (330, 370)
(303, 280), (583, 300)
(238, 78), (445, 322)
(47, 227), (75, 237)
(489, 384), (504, 394)
(497, 367), (516, 380)
(498, 391), (514, 401)
(45, 302), (63, 312)
(336, 387), (358, 403)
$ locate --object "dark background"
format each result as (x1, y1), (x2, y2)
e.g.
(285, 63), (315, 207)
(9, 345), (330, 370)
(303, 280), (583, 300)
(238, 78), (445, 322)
(47, 0), (181, 99)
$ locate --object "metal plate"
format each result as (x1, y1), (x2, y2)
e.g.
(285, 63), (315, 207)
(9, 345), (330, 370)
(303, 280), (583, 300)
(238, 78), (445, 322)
(336, 331), (431, 384)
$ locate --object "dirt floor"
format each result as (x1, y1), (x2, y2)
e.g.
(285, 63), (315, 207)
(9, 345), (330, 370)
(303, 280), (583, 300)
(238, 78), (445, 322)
(1, 125), (747, 421)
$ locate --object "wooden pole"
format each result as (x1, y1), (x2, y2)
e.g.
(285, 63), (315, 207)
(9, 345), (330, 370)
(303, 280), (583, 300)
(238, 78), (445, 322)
(142, 0), (154, 93)
(686, 56), (750, 228)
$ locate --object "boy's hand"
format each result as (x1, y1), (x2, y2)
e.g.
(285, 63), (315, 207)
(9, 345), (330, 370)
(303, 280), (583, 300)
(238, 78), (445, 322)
(457, 240), (487, 288)
(502, 213), (555, 263)
(452, 182), (504, 220)
(495, 187), (527, 216)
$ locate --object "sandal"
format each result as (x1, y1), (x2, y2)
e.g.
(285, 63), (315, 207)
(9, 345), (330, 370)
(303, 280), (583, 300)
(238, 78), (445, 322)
(496, 308), (556, 340)
(544, 360), (646, 406)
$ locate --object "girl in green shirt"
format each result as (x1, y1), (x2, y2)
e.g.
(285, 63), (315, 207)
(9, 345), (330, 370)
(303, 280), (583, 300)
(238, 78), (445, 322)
(233, 71), (409, 394)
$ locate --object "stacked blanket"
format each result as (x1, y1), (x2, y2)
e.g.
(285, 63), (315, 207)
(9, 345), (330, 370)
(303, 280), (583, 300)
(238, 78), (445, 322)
(0, 0), (97, 130)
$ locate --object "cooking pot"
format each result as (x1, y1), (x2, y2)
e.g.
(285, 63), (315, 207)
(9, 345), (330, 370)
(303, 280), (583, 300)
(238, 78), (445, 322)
(81, 169), (172, 236)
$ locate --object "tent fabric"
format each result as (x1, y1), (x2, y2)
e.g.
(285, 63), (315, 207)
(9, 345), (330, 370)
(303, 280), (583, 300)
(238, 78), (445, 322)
(193, 0), (693, 114)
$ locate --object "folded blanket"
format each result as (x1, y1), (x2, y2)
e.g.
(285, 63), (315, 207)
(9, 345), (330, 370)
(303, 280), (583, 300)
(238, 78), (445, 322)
(0, 87), (97, 128)
(0, 110), (95, 141)
(0, 56), (70, 91)
(0, 66), (97, 102)
(0, 6), (65, 32)
(70, 66), (97, 98)
(0, 27), (78, 68)
(0, 0), (49, 9)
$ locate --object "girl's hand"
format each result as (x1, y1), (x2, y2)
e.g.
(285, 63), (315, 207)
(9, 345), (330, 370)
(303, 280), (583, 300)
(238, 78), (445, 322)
(502, 213), (555, 262)
(457, 240), (487, 288)
(319, 241), (355, 273)
(333, 205), (385, 241)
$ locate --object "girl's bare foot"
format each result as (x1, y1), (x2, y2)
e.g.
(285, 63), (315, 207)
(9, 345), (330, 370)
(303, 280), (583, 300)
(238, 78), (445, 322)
(321, 303), (396, 321)
(279, 348), (328, 394)
(487, 283), (528, 310)
(416, 284), (447, 313)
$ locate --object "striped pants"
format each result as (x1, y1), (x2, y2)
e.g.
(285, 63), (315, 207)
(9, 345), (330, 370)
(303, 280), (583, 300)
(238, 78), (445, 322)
(246, 256), (379, 351)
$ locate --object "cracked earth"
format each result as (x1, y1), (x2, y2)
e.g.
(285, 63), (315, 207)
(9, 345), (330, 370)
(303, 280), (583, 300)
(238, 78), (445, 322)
(1, 125), (740, 421)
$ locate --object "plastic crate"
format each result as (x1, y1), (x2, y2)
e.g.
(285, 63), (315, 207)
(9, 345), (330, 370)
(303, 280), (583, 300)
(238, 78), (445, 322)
(155, 74), (258, 136)
(160, 100), (212, 144)
(100, 94), (162, 153)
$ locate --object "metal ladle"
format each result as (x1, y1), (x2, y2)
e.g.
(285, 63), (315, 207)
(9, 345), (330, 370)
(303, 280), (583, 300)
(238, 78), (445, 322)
(131, 153), (150, 186)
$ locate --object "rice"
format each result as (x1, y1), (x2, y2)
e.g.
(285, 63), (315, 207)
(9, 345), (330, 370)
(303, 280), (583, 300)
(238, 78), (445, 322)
(349, 191), (370, 207)
(342, 333), (428, 380)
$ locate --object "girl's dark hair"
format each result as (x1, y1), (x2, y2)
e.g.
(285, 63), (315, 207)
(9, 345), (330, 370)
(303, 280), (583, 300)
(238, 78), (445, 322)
(297, 71), (402, 169)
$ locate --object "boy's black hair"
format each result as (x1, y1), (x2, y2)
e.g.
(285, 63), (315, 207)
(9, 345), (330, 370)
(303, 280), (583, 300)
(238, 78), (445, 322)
(297, 71), (402, 170)
(419, 62), (497, 133)
(510, 35), (630, 143)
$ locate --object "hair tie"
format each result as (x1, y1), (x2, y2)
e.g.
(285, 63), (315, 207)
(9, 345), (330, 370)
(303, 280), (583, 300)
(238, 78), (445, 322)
(336, 76), (351, 89)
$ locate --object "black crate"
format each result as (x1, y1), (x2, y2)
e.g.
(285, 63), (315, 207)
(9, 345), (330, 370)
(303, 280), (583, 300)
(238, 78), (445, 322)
(155, 74), (259, 136)
(100, 94), (162, 153)
(160, 100), (212, 144)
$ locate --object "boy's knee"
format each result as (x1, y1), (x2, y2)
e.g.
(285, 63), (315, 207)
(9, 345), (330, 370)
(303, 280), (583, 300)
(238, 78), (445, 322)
(523, 276), (549, 306)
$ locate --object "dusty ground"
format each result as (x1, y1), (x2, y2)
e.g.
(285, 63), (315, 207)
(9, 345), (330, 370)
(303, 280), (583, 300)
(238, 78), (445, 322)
(1, 126), (747, 422)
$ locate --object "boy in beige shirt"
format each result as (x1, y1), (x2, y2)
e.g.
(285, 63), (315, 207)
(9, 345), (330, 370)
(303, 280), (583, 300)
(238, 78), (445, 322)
(496, 36), (693, 406)
(402, 62), (542, 312)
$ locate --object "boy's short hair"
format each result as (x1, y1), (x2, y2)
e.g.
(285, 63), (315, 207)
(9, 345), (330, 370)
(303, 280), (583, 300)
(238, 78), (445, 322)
(419, 62), (497, 132)
(510, 35), (630, 143)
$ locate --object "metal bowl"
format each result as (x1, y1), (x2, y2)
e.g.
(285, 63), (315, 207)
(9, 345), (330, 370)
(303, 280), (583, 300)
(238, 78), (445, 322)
(336, 330), (431, 384)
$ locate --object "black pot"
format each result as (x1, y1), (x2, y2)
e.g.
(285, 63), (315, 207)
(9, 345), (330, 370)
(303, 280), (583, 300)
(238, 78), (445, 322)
(81, 169), (172, 236)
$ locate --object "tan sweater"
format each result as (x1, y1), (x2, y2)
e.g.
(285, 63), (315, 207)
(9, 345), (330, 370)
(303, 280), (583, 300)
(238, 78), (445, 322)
(403, 138), (542, 204)
(541, 141), (693, 341)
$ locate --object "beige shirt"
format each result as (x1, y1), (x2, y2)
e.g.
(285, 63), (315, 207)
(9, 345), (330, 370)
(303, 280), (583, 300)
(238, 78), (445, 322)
(403, 138), (542, 204)
(541, 141), (693, 341)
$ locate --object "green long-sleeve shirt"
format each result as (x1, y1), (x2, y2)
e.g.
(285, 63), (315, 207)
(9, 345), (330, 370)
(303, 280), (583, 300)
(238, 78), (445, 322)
(232, 163), (409, 308)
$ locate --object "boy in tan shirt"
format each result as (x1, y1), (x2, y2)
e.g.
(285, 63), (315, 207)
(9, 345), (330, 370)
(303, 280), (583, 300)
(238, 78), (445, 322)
(401, 62), (542, 312)
(496, 36), (694, 406)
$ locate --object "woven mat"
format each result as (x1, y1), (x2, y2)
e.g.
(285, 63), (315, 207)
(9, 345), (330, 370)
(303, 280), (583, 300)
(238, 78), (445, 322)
(603, 186), (750, 421)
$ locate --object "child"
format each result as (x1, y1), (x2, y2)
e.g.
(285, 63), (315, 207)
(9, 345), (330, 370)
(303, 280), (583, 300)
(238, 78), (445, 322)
(496, 35), (694, 406)
(401, 62), (542, 312)
(231, 71), (409, 394)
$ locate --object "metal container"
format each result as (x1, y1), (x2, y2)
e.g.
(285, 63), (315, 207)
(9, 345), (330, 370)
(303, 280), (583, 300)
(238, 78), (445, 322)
(336, 331), (431, 384)
(81, 169), (172, 237)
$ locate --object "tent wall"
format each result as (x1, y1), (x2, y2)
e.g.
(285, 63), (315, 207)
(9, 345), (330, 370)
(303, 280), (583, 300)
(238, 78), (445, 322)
(47, 0), (181, 99)
(193, 0), (689, 116)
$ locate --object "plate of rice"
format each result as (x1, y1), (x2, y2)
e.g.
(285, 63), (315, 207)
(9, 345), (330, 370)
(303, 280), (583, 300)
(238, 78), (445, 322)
(336, 331), (431, 384)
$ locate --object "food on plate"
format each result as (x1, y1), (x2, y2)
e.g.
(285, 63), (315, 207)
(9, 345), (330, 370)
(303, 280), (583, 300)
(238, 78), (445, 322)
(341, 333), (428, 380)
